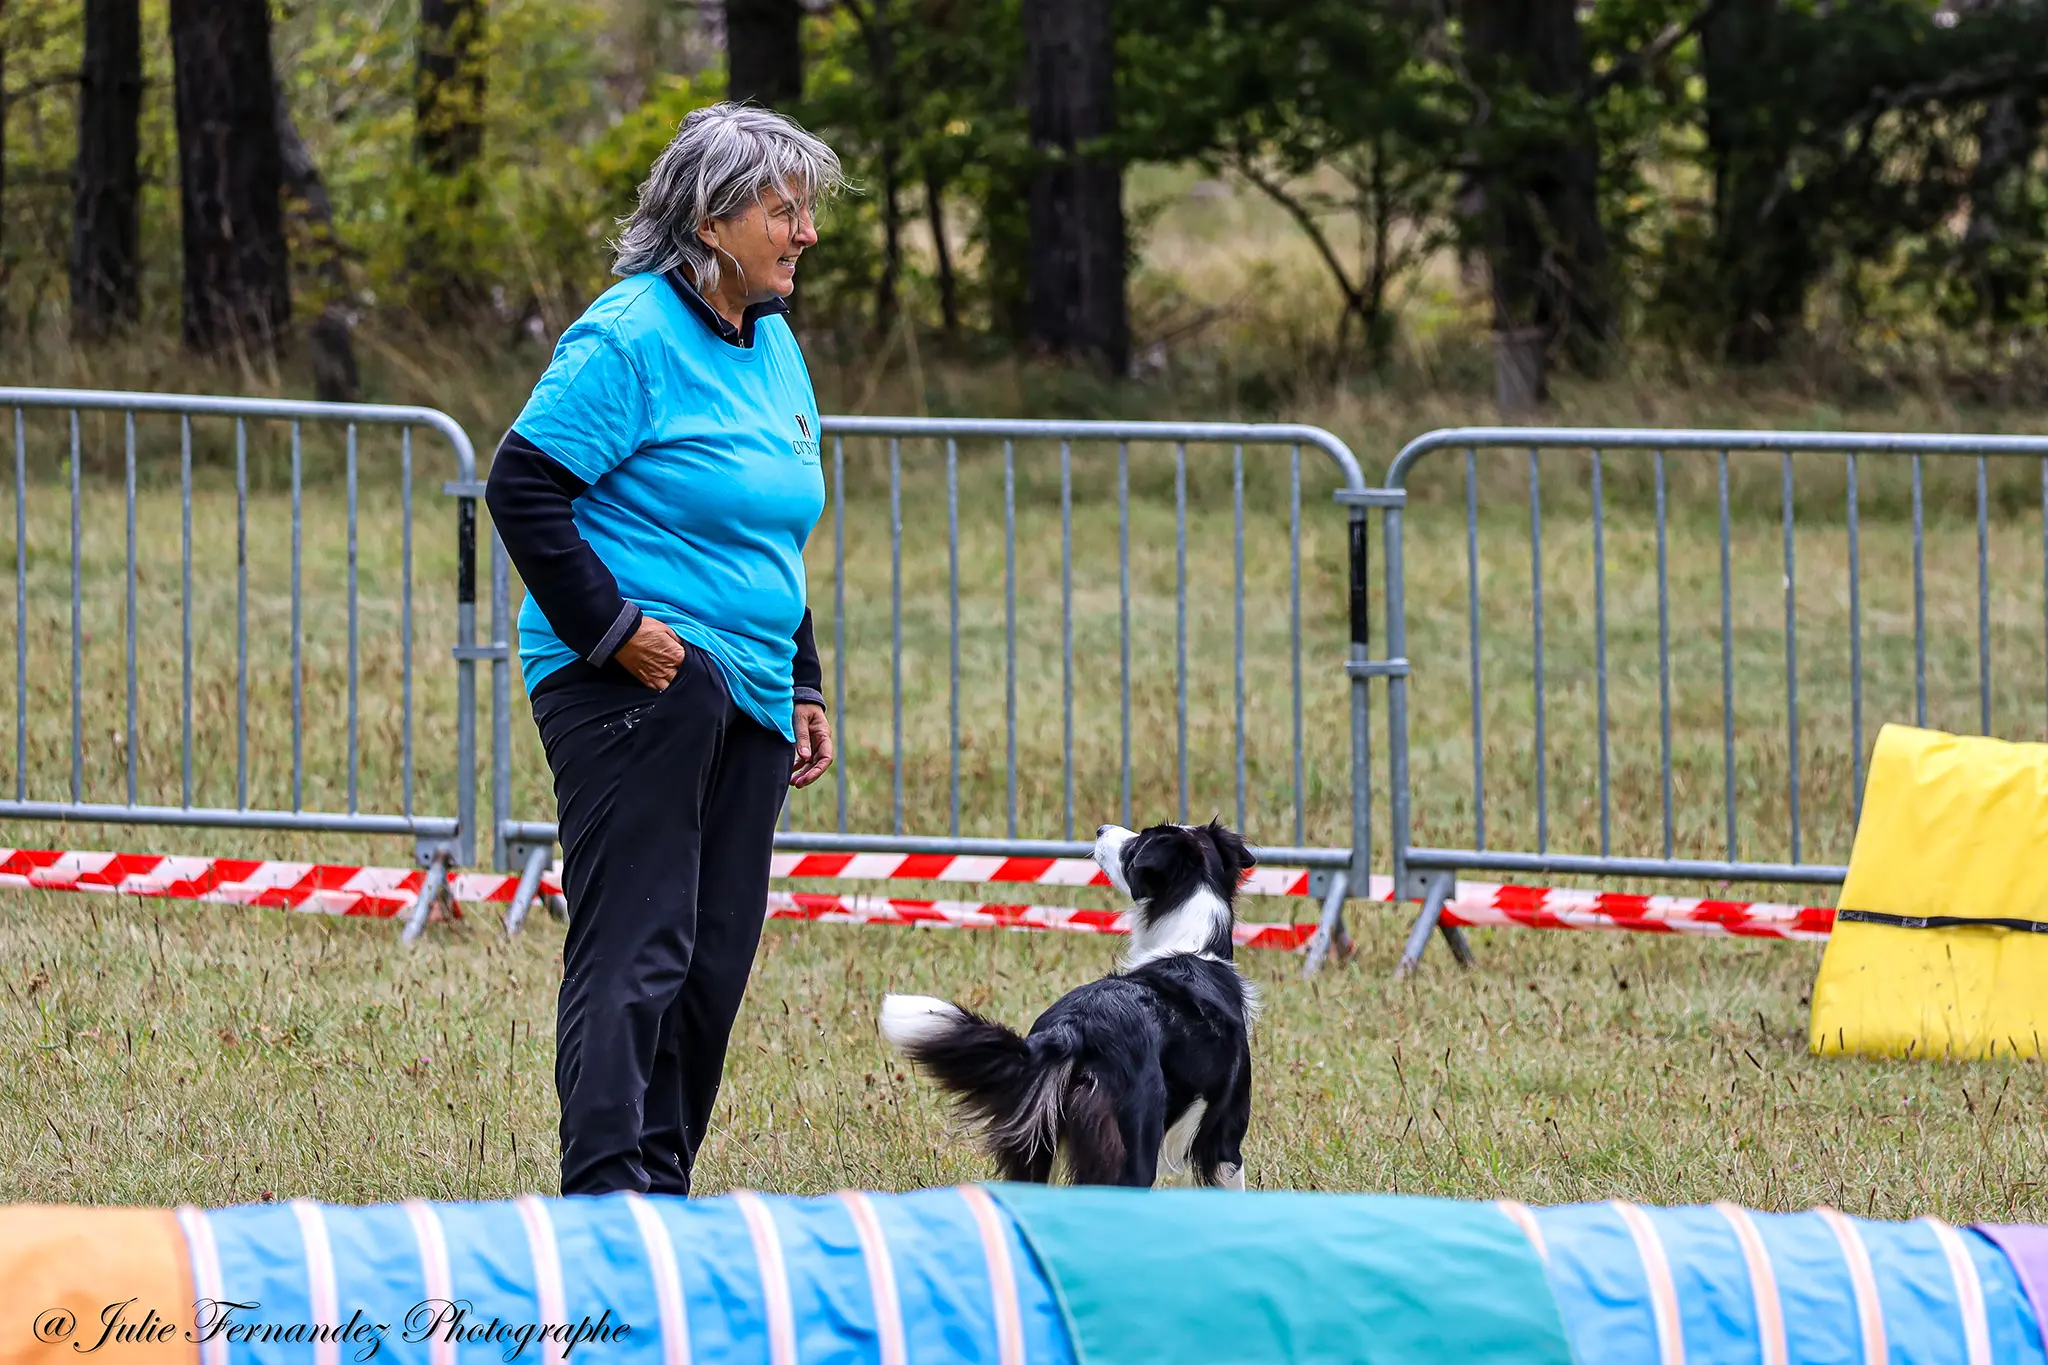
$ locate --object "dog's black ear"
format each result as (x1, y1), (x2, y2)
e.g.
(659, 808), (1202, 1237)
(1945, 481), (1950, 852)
(1205, 819), (1255, 875)
(1123, 826), (1194, 902)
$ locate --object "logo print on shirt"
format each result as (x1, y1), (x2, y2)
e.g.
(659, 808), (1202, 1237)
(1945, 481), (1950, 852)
(795, 413), (812, 439)
(792, 412), (819, 462)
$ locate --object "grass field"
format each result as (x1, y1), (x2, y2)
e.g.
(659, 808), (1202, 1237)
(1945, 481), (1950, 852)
(3, 883), (2042, 1221)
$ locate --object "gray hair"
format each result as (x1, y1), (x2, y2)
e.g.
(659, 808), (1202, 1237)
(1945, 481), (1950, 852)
(611, 102), (847, 291)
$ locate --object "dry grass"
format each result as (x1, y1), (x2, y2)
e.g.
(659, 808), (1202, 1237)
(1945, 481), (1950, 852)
(3, 887), (2044, 1220)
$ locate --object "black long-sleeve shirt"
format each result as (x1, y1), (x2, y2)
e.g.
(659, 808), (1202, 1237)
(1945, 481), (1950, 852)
(485, 428), (824, 707)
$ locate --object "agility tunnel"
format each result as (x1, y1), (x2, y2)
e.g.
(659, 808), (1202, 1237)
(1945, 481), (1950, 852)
(4, 1186), (2045, 1364)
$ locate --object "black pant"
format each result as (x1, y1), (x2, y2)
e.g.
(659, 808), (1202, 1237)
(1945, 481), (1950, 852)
(530, 650), (792, 1196)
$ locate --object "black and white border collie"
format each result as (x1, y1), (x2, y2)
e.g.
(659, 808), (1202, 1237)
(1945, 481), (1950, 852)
(878, 820), (1257, 1189)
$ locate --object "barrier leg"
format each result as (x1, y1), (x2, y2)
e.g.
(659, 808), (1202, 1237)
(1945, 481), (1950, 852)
(502, 843), (551, 937)
(1301, 871), (1352, 979)
(1395, 872), (1454, 980)
(1442, 919), (1475, 967)
(402, 848), (452, 946)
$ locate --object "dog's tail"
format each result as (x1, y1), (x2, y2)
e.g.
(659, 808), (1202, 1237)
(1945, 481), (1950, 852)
(879, 994), (1080, 1180)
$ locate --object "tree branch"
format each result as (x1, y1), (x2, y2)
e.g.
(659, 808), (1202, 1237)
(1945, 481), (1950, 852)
(1758, 54), (2048, 221)
(1848, 57), (2048, 126)
(1225, 152), (1369, 317)
(2, 71), (79, 107)
(1584, 0), (1731, 104)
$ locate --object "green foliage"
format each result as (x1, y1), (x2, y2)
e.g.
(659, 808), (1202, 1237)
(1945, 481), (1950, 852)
(2, 0), (83, 326)
(11, 0), (2048, 386)
(1576, 0), (1704, 266)
(1639, 0), (2048, 359)
(282, 0), (620, 328)
(794, 0), (1030, 336)
(585, 69), (726, 209)
(1122, 0), (1466, 365)
(2, 0), (180, 334)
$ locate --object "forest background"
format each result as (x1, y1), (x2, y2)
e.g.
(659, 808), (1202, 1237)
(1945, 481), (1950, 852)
(8, 0), (2048, 432)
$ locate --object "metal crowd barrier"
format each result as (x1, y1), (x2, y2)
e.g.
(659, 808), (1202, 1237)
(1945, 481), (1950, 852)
(1378, 427), (2048, 975)
(0, 388), (480, 941)
(29, 393), (2030, 984)
(490, 417), (1375, 940)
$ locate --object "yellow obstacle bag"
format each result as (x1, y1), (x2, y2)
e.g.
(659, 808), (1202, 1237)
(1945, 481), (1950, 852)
(1811, 723), (2048, 1061)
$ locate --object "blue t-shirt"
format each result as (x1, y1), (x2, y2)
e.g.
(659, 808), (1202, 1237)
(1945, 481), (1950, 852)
(510, 273), (825, 740)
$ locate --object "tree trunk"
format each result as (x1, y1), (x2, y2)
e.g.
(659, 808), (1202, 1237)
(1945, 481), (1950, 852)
(851, 2), (902, 328)
(875, 143), (901, 327)
(1022, 0), (1127, 373)
(1461, 0), (1612, 397)
(1, 7), (9, 342)
(170, 0), (290, 356)
(979, 161), (1033, 340)
(725, 0), (803, 107)
(416, 0), (487, 177)
(277, 88), (358, 402)
(72, 0), (141, 340)
(1492, 326), (1546, 416)
(620, 0), (661, 106)
(412, 0), (487, 322)
(1939, 0), (2039, 322)
(925, 164), (958, 335)
(1959, 91), (2042, 322)
(1954, 0), (2042, 326)
(1702, 0), (1813, 363)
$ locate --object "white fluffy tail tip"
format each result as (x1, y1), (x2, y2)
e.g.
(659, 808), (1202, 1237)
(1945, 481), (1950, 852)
(879, 994), (965, 1050)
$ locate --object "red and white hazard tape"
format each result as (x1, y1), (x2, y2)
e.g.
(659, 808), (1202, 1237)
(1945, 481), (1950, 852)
(0, 848), (491, 920)
(769, 851), (1318, 898)
(0, 848), (1836, 943)
(1428, 879), (1835, 941)
(0, 848), (1321, 949)
(776, 858), (1837, 938)
(767, 891), (1319, 951)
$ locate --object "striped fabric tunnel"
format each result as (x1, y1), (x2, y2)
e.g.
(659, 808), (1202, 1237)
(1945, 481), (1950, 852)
(5, 1188), (2045, 1363)
(1516, 1198), (2046, 1365)
(173, 1186), (1067, 1365)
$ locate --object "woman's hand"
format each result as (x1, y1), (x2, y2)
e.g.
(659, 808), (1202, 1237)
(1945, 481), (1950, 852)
(791, 702), (833, 788)
(616, 616), (687, 691)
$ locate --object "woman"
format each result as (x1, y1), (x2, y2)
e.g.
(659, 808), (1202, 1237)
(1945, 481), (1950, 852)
(485, 103), (843, 1197)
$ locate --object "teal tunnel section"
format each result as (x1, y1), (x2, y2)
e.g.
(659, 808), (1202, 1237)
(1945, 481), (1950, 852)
(179, 1187), (2048, 1364)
